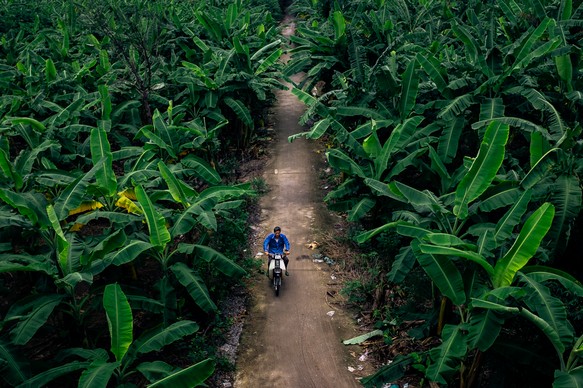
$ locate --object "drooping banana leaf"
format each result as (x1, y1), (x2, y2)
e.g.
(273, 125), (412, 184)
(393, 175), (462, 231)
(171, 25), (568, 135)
(19, 361), (91, 388)
(426, 324), (467, 385)
(158, 162), (190, 208)
(5, 294), (64, 346)
(547, 175), (582, 255)
(454, 121), (509, 219)
(387, 245), (416, 284)
(0, 190), (49, 227)
(493, 189), (532, 245)
(553, 368), (583, 388)
(418, 244), (494, 278)
(467, 308), (504, 352)
(103, 283), (133, 363)
(170, 262), (217, 314)
(132, 320), (199, 356)
(180, 244), (246, 278)
(181, 155), (221, 185)
(224, 97), (253, 129)
(147, 358), (215, 388)
(135, 186), (171, 249)
(326, 149), (366, 178)
(519, 273), (574, 347)
(416, 52), (450, 97)
(521, 148), (561, 190)
(492, 202), (555, 288)
(53, 158), (105, 221)
(78, 361), (120, 388)
(347, 197), (376, 221)
(412, 241), (466, 306)
(521, 265), (583, 297)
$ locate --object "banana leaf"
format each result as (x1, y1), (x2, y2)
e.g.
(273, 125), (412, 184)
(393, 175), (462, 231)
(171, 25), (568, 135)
(132, 320), (199, 356)
(19, 361), (91, 388)
(0, 190), (49, 227)
(326, 149), (366, 178)
(78, 361), (120, 388)
(5, 294), (64, 345)
(90, 124), (116, 197)
(387, 245), (416, 284)
(147, 358), (215, 388)
(553, 368), (583, 388)
(412, 241), (466, 306)
(47, 204), (70, 275)
(347, 197), (376, 221)
(103, 284), (133, 363)
(135, 186), (171, 249)
(493, 202), (555, 288)
(426, 324), (467, 385)
(467, 309), (504, 352)
(54, 158), (105, 221)
(454, 121), (509, 219)
(416, 52), (450, 97)
(170, 262), (217, 314)
(493, 189), (532, 245)
(181, 155), (221, 185)
(254, 48), (282, 75)
(418, 244), (494, 278)
(399, 58), (419, 120)
(182, 244), (246, 278)
(519, 273), (574, 347)
(158, 162), (190, 208)
(521, 148), (561, 190)
(224, 97), (253, 129)
(548, 175), (582, 255)
(521, 265), (583, 297)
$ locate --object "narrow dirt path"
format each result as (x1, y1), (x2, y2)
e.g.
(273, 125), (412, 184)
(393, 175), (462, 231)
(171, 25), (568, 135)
(234, 15), (371, 388)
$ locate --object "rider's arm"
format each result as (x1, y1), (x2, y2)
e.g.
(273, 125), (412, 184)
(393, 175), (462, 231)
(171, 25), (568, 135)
(263, 233), (272, 253)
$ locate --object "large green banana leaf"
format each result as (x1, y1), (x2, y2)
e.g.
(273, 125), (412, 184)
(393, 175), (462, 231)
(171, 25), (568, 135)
(553, 368), (583, 388)
(131, 320), (199, 359)
(348, 198), (376, 221)
(78, 361), (120, 388)
(158, 162), (190, 208)
(519, 273), (574, 347)
(179, 244), (246, 278)
(4, 294), (64, 346)
(181, 155), (221, 185)
(454, 121), (509, 219)
(103, 283), (133, 363)
(53, 158), (105, 221)
(18, 361), (91, 388)
(399, 58), (419, 120)
(521, 148), (561, 190)
(170, 262), (217, 314)
(412, 241), (466, 306)
(493, 189), (532, 245)
(147, 358), (215, 388)
(90, 124), (117, 197)
(521, 265), (583, 297)
(467, 309), (504, 352)
(426, 324), (467, 385)
(548, 175), (582, 254)
(493, 202), (555, 288)
(135, 185), (171, 249)
(0, 190), (49, 227)
(418, 244), (494, 278)
(47, 204), (70, 275)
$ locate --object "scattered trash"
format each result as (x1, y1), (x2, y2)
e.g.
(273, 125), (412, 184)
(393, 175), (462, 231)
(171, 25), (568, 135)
(403, 384), (409, 388)
(359, 351), (369, 362)
(256, 252), (264, 257)
(306, 241), (319, 249)
(323, 256), (335, 265)
(327, 310), (335, 317)
(348, 366), (355, 372)
(357, 365), (364, 371)
(312, 253), (323, 259)
(330, 275), (336, 280)
(342, 329), (384, 345)
(274, 169), (278, 174)
(313, 259), (324, 263)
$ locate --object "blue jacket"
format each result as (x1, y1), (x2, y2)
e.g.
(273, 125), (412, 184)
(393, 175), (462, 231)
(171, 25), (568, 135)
(263, 233), (290, 254)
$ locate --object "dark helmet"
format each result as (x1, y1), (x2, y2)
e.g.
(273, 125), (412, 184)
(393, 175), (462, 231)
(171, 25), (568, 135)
(274, 226), (281, 232)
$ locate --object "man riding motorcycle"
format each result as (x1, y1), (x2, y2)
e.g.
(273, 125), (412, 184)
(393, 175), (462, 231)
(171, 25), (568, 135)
(263, 226), (290, 276)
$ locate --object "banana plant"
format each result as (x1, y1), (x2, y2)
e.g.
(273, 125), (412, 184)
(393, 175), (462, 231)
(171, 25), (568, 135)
(7, 283), (215, 387)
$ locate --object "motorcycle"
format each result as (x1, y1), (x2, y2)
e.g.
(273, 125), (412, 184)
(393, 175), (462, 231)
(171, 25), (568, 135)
(268, 253), (287, 296)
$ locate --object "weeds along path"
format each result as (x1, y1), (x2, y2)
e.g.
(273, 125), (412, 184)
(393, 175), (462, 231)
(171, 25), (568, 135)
(233, 15), (368, 388)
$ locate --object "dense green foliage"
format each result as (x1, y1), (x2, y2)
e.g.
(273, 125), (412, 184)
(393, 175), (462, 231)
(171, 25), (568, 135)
(287, 0), (583, 386)
(0, 0), (284, 386)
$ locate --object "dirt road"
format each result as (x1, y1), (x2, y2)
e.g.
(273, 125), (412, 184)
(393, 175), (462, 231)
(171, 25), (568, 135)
(233, 16), (371, 388)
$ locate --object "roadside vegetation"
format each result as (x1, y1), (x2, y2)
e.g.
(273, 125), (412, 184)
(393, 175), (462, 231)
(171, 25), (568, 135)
(286, 0), (583, 386)
(0, 0), (284, 386)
